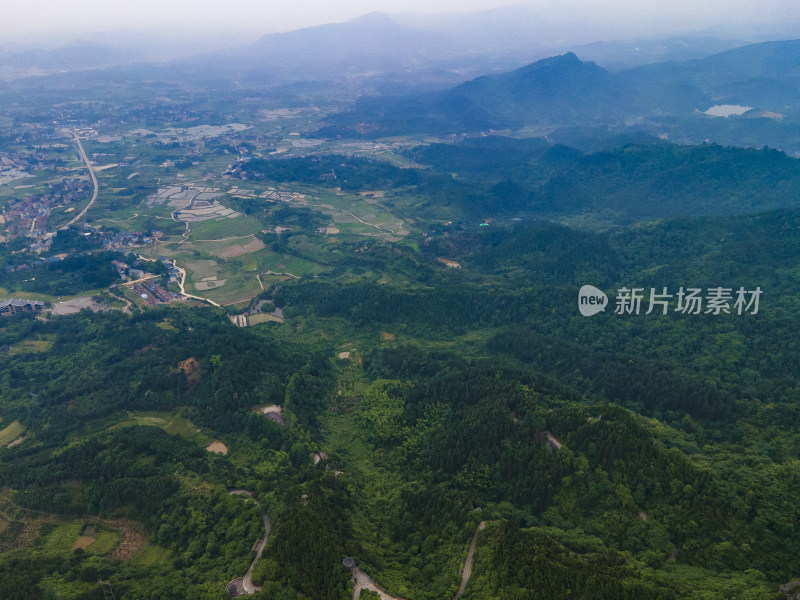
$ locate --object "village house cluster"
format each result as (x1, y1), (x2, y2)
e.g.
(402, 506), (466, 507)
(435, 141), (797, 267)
(131, 280), (178, 306)
(0, 178), (92, 241)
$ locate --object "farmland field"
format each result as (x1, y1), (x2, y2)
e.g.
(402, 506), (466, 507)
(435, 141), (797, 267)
(71, 535), (95, 550)
(115, 411), (172, 428)
(257, 252), (326, 277)
(248, 313), (283, 325)
(132, 544), (173, 566)
(6, 338), (54, 355)
(44, 523), (83, 553)
(0, 421), (26, 446)
(163, 414), (212, 446)
(189, 214), (261, 240)
(114, 412), (212, 446)
(0, 287), (57, 302)
(87, 529), (121, 554)
(198, 272), (262, 305)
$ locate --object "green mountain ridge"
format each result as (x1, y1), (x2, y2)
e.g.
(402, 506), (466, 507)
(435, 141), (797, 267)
(3, 202), (798, 597)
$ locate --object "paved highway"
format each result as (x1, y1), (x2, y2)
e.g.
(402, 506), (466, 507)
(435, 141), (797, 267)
(65, 132), (99, 227)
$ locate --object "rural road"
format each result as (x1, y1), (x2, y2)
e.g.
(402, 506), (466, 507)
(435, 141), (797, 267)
(352, 520), (487, 600)
(307, 201), (399, 236)
(192, 234), (256, 242)
(133, 254), (219, 307)
(263, 270), (300, 279)
(228, 490), (271, 595)
(65, 132), (99, 227)
(455, 521), (486, 599)
(224, 498), (486, 599)
(243, 511), (271, 593)
(118, 274), (160, 287)
(170, 259), (220, 307)
(353, 568), (405, 600)
(169, 193), (197, 245)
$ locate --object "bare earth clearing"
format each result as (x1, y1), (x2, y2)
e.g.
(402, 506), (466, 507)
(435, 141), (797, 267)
(206, 440), (228, 455)
(50, 297), (110, 315)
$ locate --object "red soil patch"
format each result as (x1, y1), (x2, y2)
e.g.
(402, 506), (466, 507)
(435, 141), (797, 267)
(177, 357), (202, 386)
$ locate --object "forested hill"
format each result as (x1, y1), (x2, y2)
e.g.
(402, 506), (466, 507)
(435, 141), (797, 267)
(431, 52), (640, 130)
(621, 38), (800, 111)
(406, 139), (800, 222)
(517, 142), (800, 221)
(2, 196), (800, 597)
(321, 52), (639, 135)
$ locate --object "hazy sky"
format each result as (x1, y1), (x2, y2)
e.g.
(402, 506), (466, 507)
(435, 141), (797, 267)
(5, 0), (800, 41)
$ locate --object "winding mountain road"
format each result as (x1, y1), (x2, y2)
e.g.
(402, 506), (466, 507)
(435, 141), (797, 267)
(228, 490), (270, 596)
(351, 520), (487, 600)
(353, 568), (405, 600)
(242, 511), (271, 593)
(455, 521), (486, 599)
(225, 495), (486, 599)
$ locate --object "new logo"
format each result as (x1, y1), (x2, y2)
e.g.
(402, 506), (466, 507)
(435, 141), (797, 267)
(578, 285), (608, 316)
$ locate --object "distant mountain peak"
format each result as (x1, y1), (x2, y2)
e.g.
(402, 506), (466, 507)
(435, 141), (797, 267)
(422, 51), (637, 131)
(514, 52), (599, 75)
(349, 12), (399, 27)
(551, 51), (580, 62)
